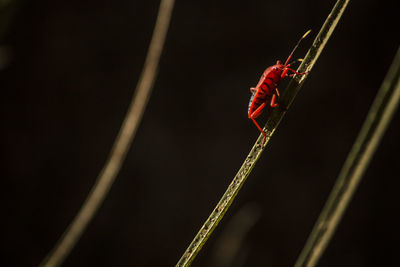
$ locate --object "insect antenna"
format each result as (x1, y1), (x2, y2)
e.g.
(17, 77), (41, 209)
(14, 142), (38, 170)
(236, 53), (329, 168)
(287, 58), (304, 67)
(284, 29), (311, 66)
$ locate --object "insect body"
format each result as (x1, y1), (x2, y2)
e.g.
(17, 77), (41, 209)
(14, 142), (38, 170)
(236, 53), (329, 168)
(248, 30), (311, 146)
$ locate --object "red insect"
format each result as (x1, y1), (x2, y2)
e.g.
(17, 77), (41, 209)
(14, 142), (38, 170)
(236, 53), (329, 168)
(248, 30), (311, 146)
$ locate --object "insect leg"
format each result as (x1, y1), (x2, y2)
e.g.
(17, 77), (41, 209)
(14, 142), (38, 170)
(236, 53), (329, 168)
(249, 103), (267, 146)
(286, 67), (308, 76)
(249, 102), (266, 119)
(270, 94), (278, 107)
(275, 88), (280, 98)
(250, 87), (256, 93)
(281, 68), (289, 79)
(251, 117), (267, 146)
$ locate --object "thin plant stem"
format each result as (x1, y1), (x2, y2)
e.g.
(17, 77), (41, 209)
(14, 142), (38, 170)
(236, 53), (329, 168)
(175, 1), (349, 266)
(40, 1), (175, 266)
(294, 47), (400, 267)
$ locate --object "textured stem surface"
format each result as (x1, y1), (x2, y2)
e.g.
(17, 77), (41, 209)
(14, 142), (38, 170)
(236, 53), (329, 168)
(176, 1), (349, 266)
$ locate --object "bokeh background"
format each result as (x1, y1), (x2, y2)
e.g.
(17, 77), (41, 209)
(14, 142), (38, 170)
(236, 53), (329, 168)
(1, 0), (400, 266)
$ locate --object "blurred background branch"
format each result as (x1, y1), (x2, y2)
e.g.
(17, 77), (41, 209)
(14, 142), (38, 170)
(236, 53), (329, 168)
(40, 0), (175, 266)
(295, 46), (400, 267)
(1, 0), (399, 266)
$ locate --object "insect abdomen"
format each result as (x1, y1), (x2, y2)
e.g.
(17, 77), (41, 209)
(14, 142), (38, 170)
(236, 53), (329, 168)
(248, 90), (257, 113)
(262, 70), (281, 92)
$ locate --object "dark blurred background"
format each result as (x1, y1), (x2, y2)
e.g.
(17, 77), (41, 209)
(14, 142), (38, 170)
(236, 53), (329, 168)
(1, 0), (400, 266)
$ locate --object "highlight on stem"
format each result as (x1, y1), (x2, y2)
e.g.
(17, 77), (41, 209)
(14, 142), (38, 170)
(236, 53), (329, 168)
(176, 0), (349, 266)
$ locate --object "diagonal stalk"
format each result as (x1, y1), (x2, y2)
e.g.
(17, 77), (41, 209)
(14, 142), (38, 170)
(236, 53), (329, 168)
(176, 1), (349, 266)
(40, 1), (175, 266)
(294, 47), (400, 267)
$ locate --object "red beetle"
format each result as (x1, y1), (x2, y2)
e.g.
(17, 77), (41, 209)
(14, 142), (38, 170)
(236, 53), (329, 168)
(248, 30), (311, 146)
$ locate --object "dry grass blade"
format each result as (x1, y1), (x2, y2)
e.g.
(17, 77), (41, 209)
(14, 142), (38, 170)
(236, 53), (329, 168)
(40, 1), (175, 266)
(294, 47), (400, 267)
(176, 0), (349, 266)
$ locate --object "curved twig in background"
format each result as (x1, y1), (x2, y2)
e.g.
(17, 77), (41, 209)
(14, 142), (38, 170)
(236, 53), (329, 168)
(294, 47), (400, 267)
(40, 1), (175, 266)
(175, 0), (349, 266)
